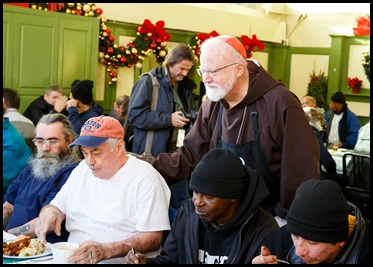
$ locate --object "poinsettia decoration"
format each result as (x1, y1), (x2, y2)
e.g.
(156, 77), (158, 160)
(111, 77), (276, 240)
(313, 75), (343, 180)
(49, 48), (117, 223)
(347, 77), (363, 94)
(189, 30), (265, 59)
(28, 4), (171, 84)
(353, 14), (370, 36)
(240, 34), (266, 58)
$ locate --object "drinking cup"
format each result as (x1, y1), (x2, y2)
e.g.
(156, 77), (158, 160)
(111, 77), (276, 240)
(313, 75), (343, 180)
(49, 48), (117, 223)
(51, 242), (79, 264)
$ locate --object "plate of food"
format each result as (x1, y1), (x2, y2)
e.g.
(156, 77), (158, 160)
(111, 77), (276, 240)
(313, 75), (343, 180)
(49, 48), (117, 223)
(3, 234), (52, 259)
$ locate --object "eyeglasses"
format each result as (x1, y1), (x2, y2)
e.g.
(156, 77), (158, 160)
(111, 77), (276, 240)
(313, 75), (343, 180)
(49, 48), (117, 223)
(197, 62), (239, 77)
(32, 138), (63, 148)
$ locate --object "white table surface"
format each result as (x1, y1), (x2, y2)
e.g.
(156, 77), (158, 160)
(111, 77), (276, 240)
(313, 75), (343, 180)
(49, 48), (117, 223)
(328, 149), (353, 175)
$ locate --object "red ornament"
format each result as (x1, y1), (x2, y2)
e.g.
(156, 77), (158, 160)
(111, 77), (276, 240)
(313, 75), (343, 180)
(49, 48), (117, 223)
(109, 71), (116, 78)
(120, 57), (127, 63)
(96, 8), (103, 15)
(48, 3), (57, 12)
(75, 10), (82, 16)
(105, 28), (111, 34)
(109, 35), (115, 42)
(107, 47), (114, 54)
(119, 46), (125, 52)
(113, 65), (118, 69)
(58, 3), (65, 10)
(150, 43), (156, 49)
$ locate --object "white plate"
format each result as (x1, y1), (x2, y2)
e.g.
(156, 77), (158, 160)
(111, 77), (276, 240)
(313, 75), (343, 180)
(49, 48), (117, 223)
(3, 244), (52, 259)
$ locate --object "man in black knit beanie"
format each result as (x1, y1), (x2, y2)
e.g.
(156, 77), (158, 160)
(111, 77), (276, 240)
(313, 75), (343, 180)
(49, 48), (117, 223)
(252, 179), (370, 264)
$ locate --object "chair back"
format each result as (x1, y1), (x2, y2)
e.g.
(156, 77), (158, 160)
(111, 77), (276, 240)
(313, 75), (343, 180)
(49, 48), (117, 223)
(342, 153), (370, 219)
(342, 153), (370, 190)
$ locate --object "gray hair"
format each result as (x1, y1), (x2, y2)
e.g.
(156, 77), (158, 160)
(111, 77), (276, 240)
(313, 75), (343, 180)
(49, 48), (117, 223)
(45, 85), (63, 95)
(107, 138), (124, 151)
(164, 43), (196, 67)
(37, 113), (76, 139)
(115, 95), (130, 118)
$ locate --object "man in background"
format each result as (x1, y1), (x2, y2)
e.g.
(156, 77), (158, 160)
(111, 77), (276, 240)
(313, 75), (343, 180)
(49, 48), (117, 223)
(23, 85), (68, 126)
(324, 91), (361, 149)
(67, 79), (104, 135)
(301, 95), (327, 132)
(3, 87), (35, 139)
(128, 44), (197, 210)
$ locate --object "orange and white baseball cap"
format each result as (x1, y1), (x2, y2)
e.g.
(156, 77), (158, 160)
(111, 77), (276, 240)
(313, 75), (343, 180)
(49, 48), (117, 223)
(69, 115), (124, 148)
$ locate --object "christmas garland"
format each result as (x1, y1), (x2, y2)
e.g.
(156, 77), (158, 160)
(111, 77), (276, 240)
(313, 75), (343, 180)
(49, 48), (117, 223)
(188, 30), (265, 60)
(29, 3), (170, 84)
(362, 50), (370, 82)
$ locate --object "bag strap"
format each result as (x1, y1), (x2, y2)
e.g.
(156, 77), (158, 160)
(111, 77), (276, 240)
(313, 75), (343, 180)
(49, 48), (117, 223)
(144, 72), (160, 156)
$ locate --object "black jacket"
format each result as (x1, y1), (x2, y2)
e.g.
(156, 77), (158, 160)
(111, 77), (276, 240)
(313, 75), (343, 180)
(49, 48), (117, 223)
(23, 96), (68, 126)
(147, 166), (279, 264)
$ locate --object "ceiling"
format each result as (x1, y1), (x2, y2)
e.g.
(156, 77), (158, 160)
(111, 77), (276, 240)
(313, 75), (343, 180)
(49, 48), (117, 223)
(236, 3), (370, 15)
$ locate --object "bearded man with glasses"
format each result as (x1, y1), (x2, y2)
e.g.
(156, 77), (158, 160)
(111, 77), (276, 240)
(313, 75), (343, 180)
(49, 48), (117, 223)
(146, 35), (320, 223)
(3, 113), (80, 243)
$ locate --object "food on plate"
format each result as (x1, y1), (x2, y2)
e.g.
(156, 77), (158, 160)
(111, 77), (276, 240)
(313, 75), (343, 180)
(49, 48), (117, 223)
(3, 234), (31, 256)
(3, 234), (47, 257)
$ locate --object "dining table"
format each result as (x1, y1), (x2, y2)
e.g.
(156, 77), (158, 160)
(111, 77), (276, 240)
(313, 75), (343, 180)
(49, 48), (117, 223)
(3, 231), (53, 264)
(328, 148), (353, 175)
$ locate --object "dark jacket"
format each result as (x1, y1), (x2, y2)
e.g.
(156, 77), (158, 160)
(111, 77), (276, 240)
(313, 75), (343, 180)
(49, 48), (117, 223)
(258, 202), (370, 264)
(23, 96), (68, 126)
(311, 125), (336, 174)
(67, 102), (104, 134)
(4, 162), (79, 243)
(147, 166), (279, 264)
(324, 105), (361, 149)
(128, 66), (196, 156)
(153, 60), (320, 217)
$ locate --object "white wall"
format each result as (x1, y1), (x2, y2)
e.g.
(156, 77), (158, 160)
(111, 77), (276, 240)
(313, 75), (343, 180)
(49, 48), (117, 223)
(289, 54), (329, 101)
(97, 3), (286, 43)
(95, 3), (369, 118)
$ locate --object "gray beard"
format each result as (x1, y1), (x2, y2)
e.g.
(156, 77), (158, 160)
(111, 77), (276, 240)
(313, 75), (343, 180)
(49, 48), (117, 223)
(29, 152), (75, 180)
(309, 119), (323, 132)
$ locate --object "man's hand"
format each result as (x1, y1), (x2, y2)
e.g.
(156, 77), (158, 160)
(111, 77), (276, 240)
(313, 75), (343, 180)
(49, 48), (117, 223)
(35, 205), (64, 245)
(65, 241), (106, 264)
(251, 245), (278, 264)
(67, 99), (79, 109)
(123, 249), (147, 264)
(54, 96), (68, 112)
(171, 111), (189, 129)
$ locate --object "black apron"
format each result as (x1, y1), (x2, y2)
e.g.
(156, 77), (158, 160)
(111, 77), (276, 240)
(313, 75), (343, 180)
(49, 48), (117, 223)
(218, 103), (279, 215)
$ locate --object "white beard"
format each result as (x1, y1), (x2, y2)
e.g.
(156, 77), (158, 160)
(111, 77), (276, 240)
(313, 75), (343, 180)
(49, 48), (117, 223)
(205, 70), (235, 102)
(205, 84), (229, 101)
(309, 119), (323, 132)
